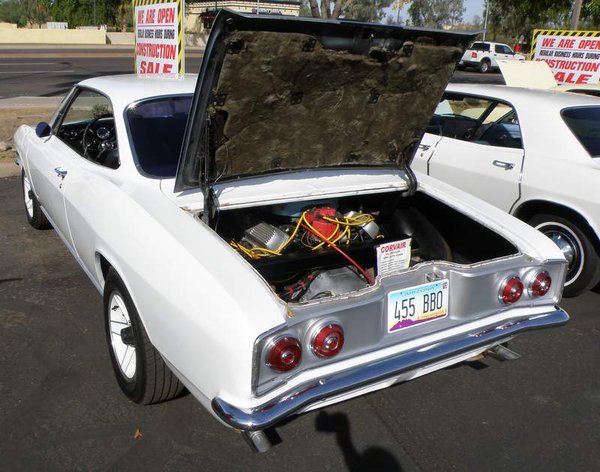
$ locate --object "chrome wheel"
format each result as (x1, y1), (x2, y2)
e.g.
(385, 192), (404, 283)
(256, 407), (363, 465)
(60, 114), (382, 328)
(108, 292), (137, 380)
(535, 221), (583, 286)
(22, 173), (33, 218)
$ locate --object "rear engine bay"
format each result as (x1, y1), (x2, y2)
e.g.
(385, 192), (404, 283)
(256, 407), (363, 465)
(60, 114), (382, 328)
(216, 190), (518, 303)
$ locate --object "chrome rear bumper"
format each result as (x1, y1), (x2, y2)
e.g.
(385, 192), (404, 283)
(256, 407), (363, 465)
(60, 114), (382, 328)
(212, 308), (568, 431)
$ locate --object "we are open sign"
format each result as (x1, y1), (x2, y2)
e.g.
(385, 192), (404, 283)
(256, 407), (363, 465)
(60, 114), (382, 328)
(134, 0), (184, 77)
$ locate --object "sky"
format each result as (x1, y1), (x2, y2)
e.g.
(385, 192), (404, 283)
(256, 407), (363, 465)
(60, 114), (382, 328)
(388, 0), (486, 24)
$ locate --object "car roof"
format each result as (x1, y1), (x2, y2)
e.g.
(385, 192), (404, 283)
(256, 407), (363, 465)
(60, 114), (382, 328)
(446, 82), (600, 108)
(78, 74), (197, 111)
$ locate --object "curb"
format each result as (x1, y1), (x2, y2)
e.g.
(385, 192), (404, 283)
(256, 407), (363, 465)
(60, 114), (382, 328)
(0, 96), (63, 109)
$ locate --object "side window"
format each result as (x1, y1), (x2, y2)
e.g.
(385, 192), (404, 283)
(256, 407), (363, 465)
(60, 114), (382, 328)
(56, 89), (119, 169)
(495, 44), (513, 55)
(471, 42), (489, 52)
(428, 95), (494, 139)
(478, 104), (523, 149)
(428, 95), (522, 149)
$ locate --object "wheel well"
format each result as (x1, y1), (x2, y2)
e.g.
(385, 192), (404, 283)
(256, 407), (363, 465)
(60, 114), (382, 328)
(97, 253), (112, 286)
(513, 200), (600, 254)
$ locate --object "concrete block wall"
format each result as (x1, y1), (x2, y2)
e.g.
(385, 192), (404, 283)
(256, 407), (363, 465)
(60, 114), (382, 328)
(0, 28), (106, 44)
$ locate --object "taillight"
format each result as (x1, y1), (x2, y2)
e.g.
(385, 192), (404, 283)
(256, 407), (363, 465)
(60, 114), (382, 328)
(266, 337), (302, 372)
(311, 323), (344, 358)
(529, 271), (552, 297)
(499, 276), (524, 304)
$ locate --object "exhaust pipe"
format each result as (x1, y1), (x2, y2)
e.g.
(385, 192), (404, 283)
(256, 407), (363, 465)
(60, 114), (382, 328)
(486, 344), (521, 361)
(241, 430), (272, 453)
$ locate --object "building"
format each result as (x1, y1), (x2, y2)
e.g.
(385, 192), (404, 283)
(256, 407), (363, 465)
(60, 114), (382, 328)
(185, 1), (301, 33)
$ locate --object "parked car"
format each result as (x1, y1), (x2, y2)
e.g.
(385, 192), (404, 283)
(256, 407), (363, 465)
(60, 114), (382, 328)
(15, 11), (568, 452)
(458, 41), (525, 73)
(415, 82), (600, 296)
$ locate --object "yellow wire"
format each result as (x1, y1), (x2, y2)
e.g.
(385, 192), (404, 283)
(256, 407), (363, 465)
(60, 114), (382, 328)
(230, 211), (376, 259)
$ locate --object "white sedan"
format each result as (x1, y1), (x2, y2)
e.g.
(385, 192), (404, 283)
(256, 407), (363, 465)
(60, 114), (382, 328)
(415, 83), (600, 296)
(15, 12), (568, 452)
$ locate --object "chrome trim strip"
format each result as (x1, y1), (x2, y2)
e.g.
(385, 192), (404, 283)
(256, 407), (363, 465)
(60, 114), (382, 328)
(212, 308), (568, 431)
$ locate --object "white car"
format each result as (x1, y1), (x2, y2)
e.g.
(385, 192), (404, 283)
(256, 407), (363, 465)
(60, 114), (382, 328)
(458, 41), (525, 73)
(415, 83), (600, 296)
(15, 12), (568, 452)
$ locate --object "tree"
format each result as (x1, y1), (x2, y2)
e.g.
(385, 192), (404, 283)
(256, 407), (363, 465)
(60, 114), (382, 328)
(344, 0), (395, 22)
(483, 0), (573, 41)
(306, 0), (392, 20)
(407, 0), (465, 28)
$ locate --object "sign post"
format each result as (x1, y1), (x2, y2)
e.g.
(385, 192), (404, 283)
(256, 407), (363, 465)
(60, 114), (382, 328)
(531, 29), (600, 85)
(133, 0), (184, 78)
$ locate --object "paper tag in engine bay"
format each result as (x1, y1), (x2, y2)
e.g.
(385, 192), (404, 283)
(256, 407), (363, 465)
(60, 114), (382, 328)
(376, 238), (411, 278)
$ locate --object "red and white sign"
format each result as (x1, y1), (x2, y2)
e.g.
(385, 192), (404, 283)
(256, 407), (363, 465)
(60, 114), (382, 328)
(134, 1), (182, 77)
(376, 238), (411, 278)
(533, 32), (600, 85)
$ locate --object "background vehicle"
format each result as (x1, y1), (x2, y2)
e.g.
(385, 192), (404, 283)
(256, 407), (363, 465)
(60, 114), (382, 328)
(415, 83), (600, 296)
(14, 12), (568, 452)
(459, 41), (525, 73)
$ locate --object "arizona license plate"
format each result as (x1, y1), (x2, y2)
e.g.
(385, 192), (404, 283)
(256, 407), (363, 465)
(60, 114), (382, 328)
(387, 279), (449, 333)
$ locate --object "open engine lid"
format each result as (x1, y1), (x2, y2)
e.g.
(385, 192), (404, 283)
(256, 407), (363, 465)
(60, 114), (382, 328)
(176, 10), (475, 198)
(497, 59), (558, 89)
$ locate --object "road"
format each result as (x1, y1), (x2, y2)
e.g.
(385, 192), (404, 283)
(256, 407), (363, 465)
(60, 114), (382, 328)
(0, 47), (204, 98)
(0, 47), (503, 98)
(1, 175), (599, 471)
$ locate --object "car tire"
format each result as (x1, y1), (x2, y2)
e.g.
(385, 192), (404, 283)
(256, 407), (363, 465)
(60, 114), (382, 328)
(457, 64), (466, 71)
(21, 170), (51, 230)
(104, 268), (185, 404)
(529, 214), (600, 297)
(478, 59), (491, 73)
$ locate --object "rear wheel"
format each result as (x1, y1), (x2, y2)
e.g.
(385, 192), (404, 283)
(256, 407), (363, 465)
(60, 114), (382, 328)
(529, 214), (600, 297)
(21, 170), (51, 229)
(478, 59), (491, 73)
(104, 268), (184, 404)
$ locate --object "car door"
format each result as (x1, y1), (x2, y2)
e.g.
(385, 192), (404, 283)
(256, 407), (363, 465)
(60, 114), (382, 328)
(52, 88), (119, 282)
(494, 44), (515, 64)
(425, 94), (524, 212)
(26, 91), (79, 246)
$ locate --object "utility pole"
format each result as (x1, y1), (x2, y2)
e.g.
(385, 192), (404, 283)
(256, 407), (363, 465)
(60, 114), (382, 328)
(483, 0), (489, 40)
(571, 0), (583, 30)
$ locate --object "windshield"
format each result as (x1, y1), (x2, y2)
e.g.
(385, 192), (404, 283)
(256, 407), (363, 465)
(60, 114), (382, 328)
(127, 95), (192, 178)
(562, 107), (600, 157)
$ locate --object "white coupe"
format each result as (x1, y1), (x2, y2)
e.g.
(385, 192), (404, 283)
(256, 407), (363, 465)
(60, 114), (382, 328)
(15, 12), (568, 452)
(415, 83), (600, 297)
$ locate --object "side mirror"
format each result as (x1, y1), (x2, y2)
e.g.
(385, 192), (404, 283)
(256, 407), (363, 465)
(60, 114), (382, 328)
(35, 122), (51, 138)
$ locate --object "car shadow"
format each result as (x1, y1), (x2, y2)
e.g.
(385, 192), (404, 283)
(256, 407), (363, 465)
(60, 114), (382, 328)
(315, 411), (403, 472)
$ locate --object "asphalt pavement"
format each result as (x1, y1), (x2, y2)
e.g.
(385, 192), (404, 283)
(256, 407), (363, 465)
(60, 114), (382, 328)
(1, 175), (599, 471)
(0, 46), (502, 98)
(0, 47), (204, 98)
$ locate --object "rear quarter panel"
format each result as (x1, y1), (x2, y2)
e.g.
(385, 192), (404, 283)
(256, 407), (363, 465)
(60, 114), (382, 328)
(63, 171), (287, 410)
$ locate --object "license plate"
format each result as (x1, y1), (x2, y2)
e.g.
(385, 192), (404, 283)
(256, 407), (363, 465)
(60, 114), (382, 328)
(387, 279), (449, 333)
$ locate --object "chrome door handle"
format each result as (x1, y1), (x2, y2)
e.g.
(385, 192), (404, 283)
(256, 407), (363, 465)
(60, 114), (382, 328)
(492, 160), (515, 170)
(54, 167), (68, 178)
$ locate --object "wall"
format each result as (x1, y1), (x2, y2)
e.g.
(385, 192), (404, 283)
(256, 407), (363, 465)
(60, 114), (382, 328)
(0, 28), (106, 44)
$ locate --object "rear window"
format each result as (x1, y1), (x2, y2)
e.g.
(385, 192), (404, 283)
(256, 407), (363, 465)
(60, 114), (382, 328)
(126, 95), (192, 177)
(470, 42), (490, 52)
(562, 107), (600, 157)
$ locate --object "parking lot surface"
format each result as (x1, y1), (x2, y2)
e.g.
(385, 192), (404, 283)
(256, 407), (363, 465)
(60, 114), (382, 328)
(1, 174), (599, 471)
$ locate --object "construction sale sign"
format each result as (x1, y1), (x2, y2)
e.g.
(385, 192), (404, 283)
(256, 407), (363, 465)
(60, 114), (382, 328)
(133, 0), (184, 77)
(532, 29), (600, 84)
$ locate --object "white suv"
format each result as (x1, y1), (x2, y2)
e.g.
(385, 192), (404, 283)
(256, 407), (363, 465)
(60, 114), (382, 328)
(459, 41), (525, 73)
